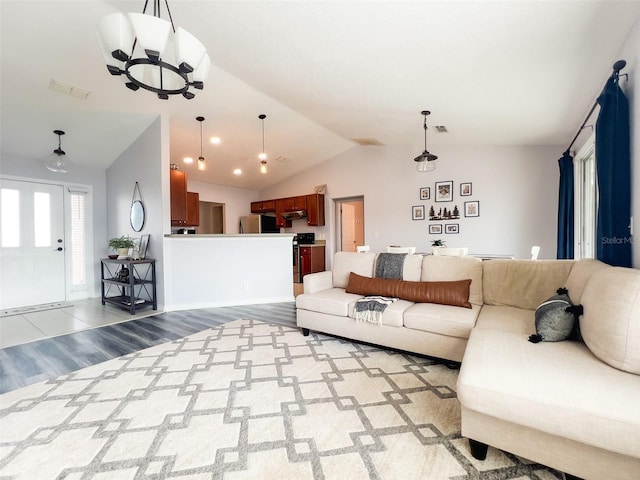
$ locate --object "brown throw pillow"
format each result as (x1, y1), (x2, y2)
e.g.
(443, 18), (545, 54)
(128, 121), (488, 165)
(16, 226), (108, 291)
(345, 272), (472, 308)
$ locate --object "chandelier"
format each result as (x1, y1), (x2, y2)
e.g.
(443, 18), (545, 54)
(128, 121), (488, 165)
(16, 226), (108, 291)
(97, 0), (211, 100)
(414, 110), (438, 172)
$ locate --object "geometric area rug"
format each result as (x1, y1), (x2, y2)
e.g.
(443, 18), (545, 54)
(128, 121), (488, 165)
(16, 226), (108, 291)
(0, 319), (563, 479)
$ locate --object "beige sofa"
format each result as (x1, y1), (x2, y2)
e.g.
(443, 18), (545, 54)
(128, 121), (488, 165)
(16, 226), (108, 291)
(295, 252), (640, 480)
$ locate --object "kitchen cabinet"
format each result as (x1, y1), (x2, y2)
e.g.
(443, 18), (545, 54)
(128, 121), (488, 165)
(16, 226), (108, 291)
(170, 169), (188, 226)
(186, 192), (200, 226)
(300, 245), (325, 279)
(284, 195), (307, 212)
(306, 194), (325, 226)
(170, 169), (199, 226)
(251, 200), (276, 213)
(275, 199), (292, 228)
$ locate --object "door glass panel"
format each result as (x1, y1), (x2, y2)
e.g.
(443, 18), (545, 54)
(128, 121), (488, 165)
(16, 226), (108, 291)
(34, 192), (51, 247)
(1, 188), (20, 247)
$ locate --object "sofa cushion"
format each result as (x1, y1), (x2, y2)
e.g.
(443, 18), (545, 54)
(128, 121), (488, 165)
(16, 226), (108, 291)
(296, 288), (363, 317)
(332, 252), (377, 288)
(458, 328), (640, 458)
(564, 258), (609, 304)
(421, 255), (484, 306)
(403, 303), (481, 339)
(580, 267), (640, 374)
(482, 260), (574, 310)
(474, 305), (534, 335)
(345, 272), (472, 308)
(348, 299), (414, 328)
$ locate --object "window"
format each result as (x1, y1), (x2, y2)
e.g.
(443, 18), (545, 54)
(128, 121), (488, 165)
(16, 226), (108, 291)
(574, 137), (597, 259)
(1, 188), (20, 247)
(67, 188), (90, 291)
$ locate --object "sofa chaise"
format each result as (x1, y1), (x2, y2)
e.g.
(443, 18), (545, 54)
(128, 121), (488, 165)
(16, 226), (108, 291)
(295, 251), (640, 480)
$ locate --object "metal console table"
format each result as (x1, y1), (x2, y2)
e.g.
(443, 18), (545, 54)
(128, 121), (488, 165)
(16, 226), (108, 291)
(100, 258), (157, 314)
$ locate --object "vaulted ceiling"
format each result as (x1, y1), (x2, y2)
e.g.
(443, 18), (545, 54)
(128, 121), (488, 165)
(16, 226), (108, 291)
(2, 1), (639, 190)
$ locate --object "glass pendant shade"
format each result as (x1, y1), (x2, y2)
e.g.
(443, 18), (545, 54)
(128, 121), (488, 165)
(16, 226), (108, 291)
(127, 13), (171, 61)
(97, 13), (134, 67)
(197, 157), (205, 171)
(46, 152), (68, 173)
(175, 27), (207, 73)
(260, 160), (267, 174)
(416, 158), (437, 172)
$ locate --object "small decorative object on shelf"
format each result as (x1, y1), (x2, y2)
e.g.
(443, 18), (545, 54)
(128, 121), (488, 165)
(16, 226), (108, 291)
(431, 239), (446, 247)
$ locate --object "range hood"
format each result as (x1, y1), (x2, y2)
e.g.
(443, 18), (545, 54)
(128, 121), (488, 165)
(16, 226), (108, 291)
(281, 210), (307, 219)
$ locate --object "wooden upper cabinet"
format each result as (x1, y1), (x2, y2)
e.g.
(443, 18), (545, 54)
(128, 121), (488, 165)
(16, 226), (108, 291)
(186, 192), (200, 226)
(251, 200), (276, 214)
(306, 194), (325, 226)
(275, 199), (292, 228)
(170, 170), (188, 226)
(284, 195), (307, 212)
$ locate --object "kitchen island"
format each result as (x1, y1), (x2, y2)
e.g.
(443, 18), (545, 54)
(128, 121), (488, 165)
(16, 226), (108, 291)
(163, 234), (294, 311)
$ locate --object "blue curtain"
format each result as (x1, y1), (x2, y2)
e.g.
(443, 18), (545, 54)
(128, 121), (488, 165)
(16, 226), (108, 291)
(557, 152), (574, 259)
(595, 76), (632, 267)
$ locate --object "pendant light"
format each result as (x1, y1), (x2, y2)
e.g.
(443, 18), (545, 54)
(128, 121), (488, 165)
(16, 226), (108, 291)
(258, 114), (267, 174)
(45, 130), (69, 173)
(414, 110), (438, 172)
(196, 116), (205, 171)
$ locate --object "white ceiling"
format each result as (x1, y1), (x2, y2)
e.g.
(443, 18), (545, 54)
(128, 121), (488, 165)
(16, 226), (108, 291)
(2, 1), (639, 191)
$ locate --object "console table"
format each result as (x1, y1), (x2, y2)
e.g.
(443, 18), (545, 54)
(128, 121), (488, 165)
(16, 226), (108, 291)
(100, 258), (157, 314)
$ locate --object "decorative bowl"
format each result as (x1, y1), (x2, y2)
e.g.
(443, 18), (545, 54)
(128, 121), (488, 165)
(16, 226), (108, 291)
(108, 254), (118, 259)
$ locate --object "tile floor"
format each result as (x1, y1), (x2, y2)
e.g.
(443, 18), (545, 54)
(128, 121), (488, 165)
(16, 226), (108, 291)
(0, 298), (159, 349)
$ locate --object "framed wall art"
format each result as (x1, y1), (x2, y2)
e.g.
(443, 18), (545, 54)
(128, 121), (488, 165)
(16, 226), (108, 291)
(464, 201), (480, 217)
(460, 182), (472, 196)
(435, 181), (453, 202)
(138, 234), (150, 259)
(420, 187), (431, 200)
(412, 205), (425, 220)
(429, 224), (442, 234)
(445, 224), (459, 234)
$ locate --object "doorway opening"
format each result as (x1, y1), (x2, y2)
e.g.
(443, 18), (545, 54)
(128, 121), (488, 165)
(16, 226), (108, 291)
(335, 196), (364, 252)
(198, 201), (225, 234)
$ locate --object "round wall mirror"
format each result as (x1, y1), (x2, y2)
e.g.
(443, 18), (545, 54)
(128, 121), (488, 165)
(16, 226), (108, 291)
(130, 200), (145, 232)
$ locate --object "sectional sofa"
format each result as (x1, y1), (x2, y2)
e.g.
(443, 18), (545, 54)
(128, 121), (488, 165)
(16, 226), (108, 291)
(295, 251), (640, 480)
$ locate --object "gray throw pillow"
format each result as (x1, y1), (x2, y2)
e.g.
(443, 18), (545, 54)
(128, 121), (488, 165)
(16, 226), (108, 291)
(529, 288), (583, 343)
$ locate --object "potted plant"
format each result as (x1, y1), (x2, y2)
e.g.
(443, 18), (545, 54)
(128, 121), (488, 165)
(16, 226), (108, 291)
(108, 235), (135, 258)
(431, 239), (446, 255)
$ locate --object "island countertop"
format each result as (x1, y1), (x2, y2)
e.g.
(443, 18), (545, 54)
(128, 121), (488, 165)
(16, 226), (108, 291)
(165, 233), (294, 239)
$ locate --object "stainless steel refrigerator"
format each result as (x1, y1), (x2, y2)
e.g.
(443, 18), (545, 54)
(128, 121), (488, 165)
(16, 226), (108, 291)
(239, 214), (279, 233)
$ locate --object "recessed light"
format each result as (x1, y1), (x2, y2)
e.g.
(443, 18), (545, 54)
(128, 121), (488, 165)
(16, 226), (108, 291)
(183, 157), (193, 164)
(233, 168), (242, 175)
(210, 136), (221, 145)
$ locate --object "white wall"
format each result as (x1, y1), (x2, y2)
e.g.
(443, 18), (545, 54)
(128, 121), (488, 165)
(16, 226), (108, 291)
(106, 116), (168, 306)
(187, 180), (258, 233)
(0, 153), (107, 297)
(261, 144), (560, 262)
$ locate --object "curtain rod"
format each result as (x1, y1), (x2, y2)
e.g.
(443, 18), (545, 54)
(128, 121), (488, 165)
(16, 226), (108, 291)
(563, 59), (627, 157)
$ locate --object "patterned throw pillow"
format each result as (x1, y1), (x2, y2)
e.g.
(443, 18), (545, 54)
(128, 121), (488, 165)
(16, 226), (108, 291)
(528, 288), (583, 343)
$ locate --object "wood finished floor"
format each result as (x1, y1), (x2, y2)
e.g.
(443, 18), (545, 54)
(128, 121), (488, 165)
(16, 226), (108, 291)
(0, 302), (297, 394)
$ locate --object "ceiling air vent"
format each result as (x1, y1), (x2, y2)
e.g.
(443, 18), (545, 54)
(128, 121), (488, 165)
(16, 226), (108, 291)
(275, 156), (292, 163)
(351, 137), (384, 146)
(49, 79), (89, 99)
(434, 125), (448, 133)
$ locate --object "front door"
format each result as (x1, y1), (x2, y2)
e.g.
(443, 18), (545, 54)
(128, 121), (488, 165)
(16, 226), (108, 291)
(0, 179), (66, 310)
